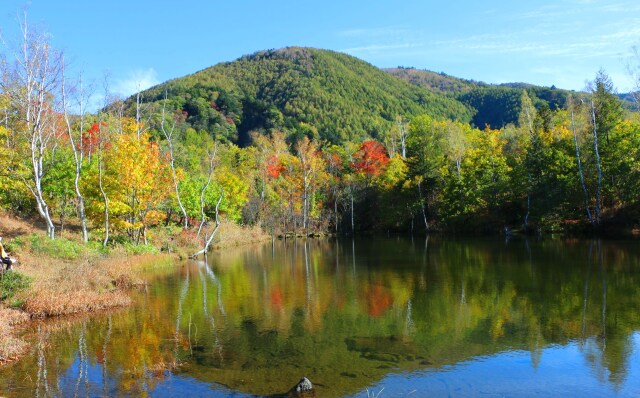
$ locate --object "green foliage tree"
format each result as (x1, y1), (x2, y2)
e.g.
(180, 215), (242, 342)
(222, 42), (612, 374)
(406, 115), (447, 230)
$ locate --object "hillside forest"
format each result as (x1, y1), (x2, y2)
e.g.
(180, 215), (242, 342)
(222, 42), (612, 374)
(2, 23), (640, 247)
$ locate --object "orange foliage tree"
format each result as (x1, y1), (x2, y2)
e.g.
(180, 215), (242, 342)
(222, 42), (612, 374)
(351, 140), (389, 178)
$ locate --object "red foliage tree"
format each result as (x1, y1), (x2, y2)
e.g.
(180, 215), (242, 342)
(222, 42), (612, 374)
(351, 140), (389, 177)
(82, 122), (102, 157)
(266, 154), (285, 178)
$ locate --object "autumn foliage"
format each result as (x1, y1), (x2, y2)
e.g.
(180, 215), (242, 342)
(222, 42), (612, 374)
(82, 122), (106, 157)
(351, 140), (389, 177)
(266, 155), (285, 178)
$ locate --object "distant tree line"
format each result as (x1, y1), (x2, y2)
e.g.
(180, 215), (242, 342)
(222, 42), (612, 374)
(2, 19), (640, 246)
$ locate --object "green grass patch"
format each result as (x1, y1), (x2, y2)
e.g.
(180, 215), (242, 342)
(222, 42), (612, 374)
(4, 236), (26, 252)
(29, 234), (86, 260)
(0, 271), (31, 302)
(122, 242), (158, 255)
(25, 233), (162, 261)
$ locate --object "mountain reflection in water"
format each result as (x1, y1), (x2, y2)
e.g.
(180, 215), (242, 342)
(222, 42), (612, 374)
(1, 237), (640, 397)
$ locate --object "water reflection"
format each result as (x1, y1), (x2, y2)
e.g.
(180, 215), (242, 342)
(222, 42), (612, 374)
(1, 237), (640, 397)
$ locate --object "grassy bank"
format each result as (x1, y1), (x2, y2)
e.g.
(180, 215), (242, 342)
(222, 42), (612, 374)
(0, 213), (269, 365)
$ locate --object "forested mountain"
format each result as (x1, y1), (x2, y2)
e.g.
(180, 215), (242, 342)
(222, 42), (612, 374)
(125, 49), (600, 143)
(385, 67), (576, 129)
(125, 48), (474, 145)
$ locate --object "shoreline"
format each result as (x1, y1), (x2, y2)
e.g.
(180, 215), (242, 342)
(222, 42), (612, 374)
(0, 253), (173, 366)
(0, 214), (269, 366)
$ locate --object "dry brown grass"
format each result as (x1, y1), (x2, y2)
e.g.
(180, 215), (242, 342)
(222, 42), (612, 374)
(0, 211), (42, 239)
(22, 290), (131, 318)
(0, 307), (29, 326)
(169, 222), (270, 257)
(15, 253), (170, 318)
(212, 222), (270, 249)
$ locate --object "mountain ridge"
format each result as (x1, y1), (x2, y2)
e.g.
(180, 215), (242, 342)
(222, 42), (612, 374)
(384, 66), (578, 128)
(130, 47), (473, 144)
(125, 47), (612, 143)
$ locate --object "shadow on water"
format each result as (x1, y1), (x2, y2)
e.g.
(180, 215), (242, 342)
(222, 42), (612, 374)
(1, 236), (640, 397)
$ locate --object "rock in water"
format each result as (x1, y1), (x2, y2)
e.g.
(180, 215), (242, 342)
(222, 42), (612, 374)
(290, 377), (315, 397)
(295, 377), (313, 392)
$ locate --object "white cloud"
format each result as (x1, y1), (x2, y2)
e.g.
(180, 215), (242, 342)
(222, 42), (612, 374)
(516, 1), (640, 19)
(112, 68), (159, 98)
(330, 3), (640, 91)
(336, 25), (424, 56)
(430, 21), (640, 59)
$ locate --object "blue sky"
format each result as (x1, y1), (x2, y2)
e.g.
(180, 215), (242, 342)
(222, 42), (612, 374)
(1, 0), (639, 100)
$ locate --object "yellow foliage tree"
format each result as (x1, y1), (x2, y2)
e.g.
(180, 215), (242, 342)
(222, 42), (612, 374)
(85, 117), (172, 244)
(107, 131), (172, 243)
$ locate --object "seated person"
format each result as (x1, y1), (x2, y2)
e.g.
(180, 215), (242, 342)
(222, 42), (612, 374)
(0, 237), (16, 271)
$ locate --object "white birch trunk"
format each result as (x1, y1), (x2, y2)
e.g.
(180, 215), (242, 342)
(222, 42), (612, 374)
(161, 92), (188, 228)
(191, 191), (224, 258)
(417, 179), (429, 231)
(571, 106), (594, 225)
(10, 16), (62, 240)
(196, 144), (218, 238)
(61, 64), (88, 242)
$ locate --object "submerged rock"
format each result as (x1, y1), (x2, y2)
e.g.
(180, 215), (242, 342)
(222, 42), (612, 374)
(268, 377), (316, 398)
(278, 377), (316, 398)
(294, 377), (313, 393)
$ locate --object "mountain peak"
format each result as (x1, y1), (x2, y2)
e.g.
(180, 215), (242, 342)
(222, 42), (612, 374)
(131, 47), (473, 145)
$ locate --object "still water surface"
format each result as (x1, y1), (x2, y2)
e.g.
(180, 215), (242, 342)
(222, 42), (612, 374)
(1, 237), (640, 397)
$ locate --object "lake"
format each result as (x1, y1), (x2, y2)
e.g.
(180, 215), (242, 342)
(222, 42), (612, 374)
(1, 237), (640, 397)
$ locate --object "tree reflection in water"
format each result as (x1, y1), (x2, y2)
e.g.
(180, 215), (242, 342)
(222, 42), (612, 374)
(1, 237), (640, 397)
